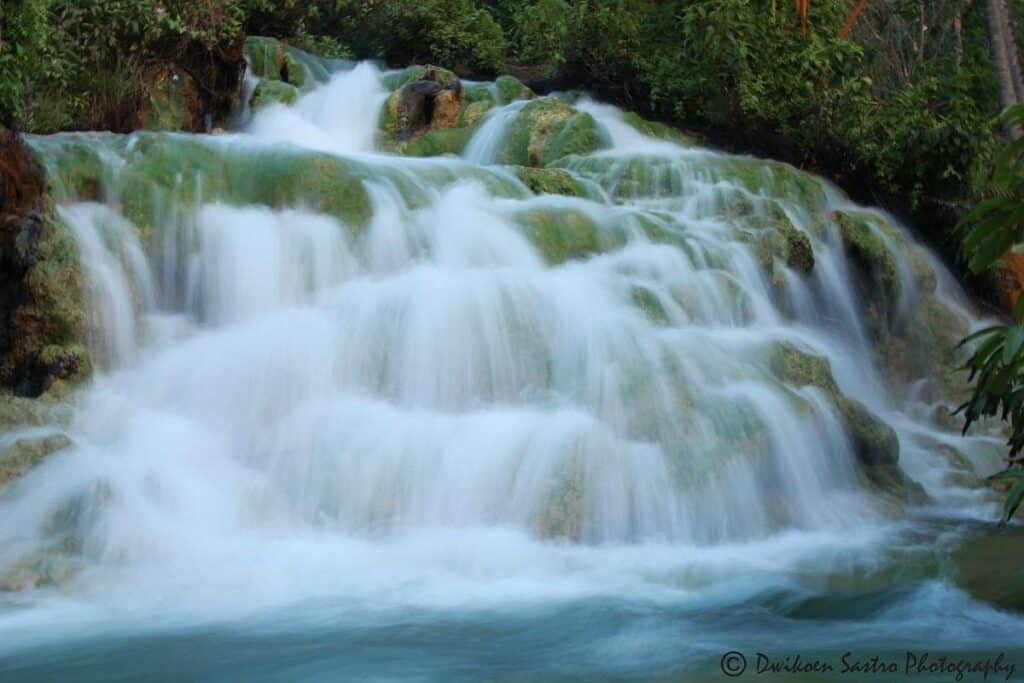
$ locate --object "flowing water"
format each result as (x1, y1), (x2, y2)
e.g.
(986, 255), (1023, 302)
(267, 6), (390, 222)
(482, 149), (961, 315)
(1, 59), (1022, 681)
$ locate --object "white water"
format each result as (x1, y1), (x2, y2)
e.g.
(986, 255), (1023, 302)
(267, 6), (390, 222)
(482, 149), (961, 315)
(1, 61), (1018, 678)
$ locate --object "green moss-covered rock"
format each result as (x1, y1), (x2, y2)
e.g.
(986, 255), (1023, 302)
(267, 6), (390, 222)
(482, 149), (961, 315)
(494, 98), (604, 168)
(769, 343), (839, 394)
(779, 221), (815, 273)
(513, 167), (584, 197)
(833, 210), (901, 302)
(554, 155), (685, 199)
(396, 127), (476, 157)
(952, 526), (1024, 612)
(837, 396), (899, 467)
(631, 286), (670, 325)
(458, 100), (494, 128)
(494, 75), (535, 104)
(250, 80), (300, 110)
(712, 156), (829, 216)
(621, 111), (695, 146)
(138, 66), (201, 132)
(463, 82), (496, 104)
(97, 134), (373, 229)
(384, 64), (460, 92)
(245, 36), (286, 81)
(282, 51), (310, 89)
(245, 37), (316, 110)
(517, 207), (623, 264)
(0, 432), (72, 488)
(768, 342), (901, 473)
(379, 66), (467, 145)
(535, 459), (584, 540)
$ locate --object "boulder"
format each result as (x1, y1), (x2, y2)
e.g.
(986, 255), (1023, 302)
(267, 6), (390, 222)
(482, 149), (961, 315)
(620, 111), (695, 146)
(495, 98), (604, 167)
(0, 129), (90, 397)
(513, 167), (584, 197)
(138, 66), (202, 132)
(250, 80), (300, 110)
(952, 525), (1024, 612)
(833, 210), (902, 303)
(0, 432), (72, 488)
(245, 36), (287, 81)
(494, 75), (535, 104)
(768, 342), (904, 480)
(382, 66), (466, 140)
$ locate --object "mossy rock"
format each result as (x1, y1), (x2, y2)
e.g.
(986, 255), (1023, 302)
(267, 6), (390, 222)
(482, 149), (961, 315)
(769, 343), (839, 394)
(138, 66), (201, 132)
(0, 391), (77, 489)
(495, 98), (604, 168)
(908, 248), (938, 293)
(494, 75), (535, 104)
(108, 134), (373, 229)
(458, 100), (494, 128)
(620, 111), (694, 146)
(250, 80), (300, 111)
(871, 291), (972, 401)
(379, 66), (467, 145)
(555, 155), (683, 199)
(711, 156), (829, 216)
(245, 36), (286, 81)
(743, 206), (815, 276)
(768, 342), (901, 471)
(951, 526), (1024, 612)
(27, 133), (126, 202)
(513, 167), (584, 197)
(282, 51), (310, 89)
(833, 210), (901, 302)
(396, 127), (476, 157)
(0, 433), (72, 489)
(631, 286), (670, 325)
(517, 207), (624, 264)
(463, 83), (496, 104)
(837, 396), (899, 467)
(534, 459), (584, 540)
(4, 210), (91, 396)
(383, 64), (460, 92)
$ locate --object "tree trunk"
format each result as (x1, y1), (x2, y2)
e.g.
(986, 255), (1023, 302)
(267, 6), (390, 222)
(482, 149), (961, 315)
(988, 0), (1022, 137)
(918, 0), (927, 61)
(840, 0), (870, 39)
(954, 0), (969, 67)
(1002, 0), (1024, 102)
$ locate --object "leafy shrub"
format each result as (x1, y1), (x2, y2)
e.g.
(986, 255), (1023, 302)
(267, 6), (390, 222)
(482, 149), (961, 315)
(518, 0), (571, 67)
(0, 0), (54, 126)
(957, 103), (1024, 522)
(311, 0), (507, 76)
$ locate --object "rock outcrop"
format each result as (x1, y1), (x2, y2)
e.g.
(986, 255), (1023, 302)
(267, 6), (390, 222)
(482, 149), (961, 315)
(0, 128), (89, 398)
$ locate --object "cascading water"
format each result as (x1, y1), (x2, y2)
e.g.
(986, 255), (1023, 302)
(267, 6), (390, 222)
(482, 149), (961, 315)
(0, 58), (1021, 681)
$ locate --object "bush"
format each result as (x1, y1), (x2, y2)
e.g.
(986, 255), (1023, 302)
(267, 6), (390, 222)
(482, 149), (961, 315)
(0, 0), (55, 126)
(311, 0), (507, 77)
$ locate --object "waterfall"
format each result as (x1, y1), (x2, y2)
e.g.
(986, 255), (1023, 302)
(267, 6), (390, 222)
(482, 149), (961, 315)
(0, 60), (1017, 679)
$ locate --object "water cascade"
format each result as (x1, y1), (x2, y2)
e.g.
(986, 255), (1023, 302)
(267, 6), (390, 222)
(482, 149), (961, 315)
(0, 52), (1020, 681)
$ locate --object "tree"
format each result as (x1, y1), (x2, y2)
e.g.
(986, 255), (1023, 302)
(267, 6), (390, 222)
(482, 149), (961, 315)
(958, 102), (1024, 522)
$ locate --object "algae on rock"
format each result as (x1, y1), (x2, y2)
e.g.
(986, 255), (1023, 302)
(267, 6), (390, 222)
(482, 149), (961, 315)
(488, 98), (605, 168)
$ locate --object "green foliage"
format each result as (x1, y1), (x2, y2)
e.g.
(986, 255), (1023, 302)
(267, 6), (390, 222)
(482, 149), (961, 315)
(1, 0), (339, 131)
(0, 0), (56, 125)
(958, 111), (1024, 521)
(958, 104), (1024, 273)
(311, 0), (507, 76)
(987, 469), (1024, 523)
(560, 0), (998, 208)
